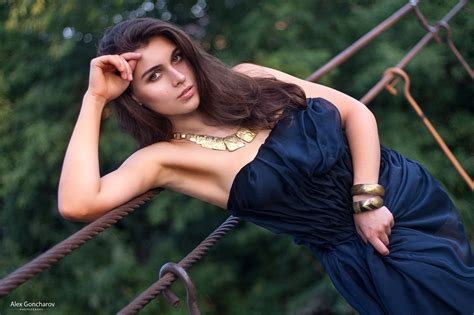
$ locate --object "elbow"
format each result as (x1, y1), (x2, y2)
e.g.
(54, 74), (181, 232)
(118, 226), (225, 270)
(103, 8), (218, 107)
(57, 199), (94, 222)
(344, 105), (379, 136)
(365, 107), (378, 127)
(351, 104), (377, 126)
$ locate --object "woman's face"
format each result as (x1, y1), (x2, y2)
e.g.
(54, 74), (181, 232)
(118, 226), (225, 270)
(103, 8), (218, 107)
(130, 36), (200, 117)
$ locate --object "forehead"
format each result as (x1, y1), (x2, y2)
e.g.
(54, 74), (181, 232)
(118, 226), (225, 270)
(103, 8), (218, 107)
(134, 36), (177, 73)
(136, 36), (177, 55)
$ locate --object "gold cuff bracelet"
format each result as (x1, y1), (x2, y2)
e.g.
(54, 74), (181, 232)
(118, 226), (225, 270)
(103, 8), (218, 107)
(353, 196), (384, 213)
(351, 184), (385, 197)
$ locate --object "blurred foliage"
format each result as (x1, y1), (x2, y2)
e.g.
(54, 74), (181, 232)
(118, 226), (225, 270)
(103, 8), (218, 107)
(0, 0), (472, 314)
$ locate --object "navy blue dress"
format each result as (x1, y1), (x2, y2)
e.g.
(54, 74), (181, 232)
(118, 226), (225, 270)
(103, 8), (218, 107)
(227, 98), (474, 314)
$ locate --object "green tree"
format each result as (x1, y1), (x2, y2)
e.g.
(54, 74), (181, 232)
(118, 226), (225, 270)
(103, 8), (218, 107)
(1, 1), (472, 314)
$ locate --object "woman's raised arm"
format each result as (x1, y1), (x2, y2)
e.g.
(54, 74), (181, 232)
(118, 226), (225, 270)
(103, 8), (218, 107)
(234, 63), (394, 255)
(58, 53), (165, 222)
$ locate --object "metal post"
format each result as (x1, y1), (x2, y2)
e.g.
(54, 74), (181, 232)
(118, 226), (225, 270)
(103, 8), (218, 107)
(306, 1), (418, 82)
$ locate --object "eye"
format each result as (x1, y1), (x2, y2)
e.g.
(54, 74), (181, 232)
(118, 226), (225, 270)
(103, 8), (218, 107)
(172, 52), (183, 64)
(149, 70), (161, 82)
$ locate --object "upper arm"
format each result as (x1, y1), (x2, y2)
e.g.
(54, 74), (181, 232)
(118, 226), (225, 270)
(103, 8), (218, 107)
(76, 144), (167, 222)
(232, 63), (371, 125)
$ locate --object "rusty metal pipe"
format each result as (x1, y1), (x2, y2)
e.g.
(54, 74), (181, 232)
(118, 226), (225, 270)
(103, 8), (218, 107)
(412, 3), (442, 43)
(159, 263), (201, 315)
(360, 32), (432, 104)
(118, 216), (241, 315)
(437, 21), (473, 79)
(360, 0), (468, 105)
(306, 1), (418, 82)
(384, 67), (474, 190)
(0, 190), (160, 297)
(442, 0), (468, 23)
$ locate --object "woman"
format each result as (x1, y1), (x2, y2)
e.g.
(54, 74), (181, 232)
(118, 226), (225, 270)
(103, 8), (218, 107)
(58, 18), (473, 314)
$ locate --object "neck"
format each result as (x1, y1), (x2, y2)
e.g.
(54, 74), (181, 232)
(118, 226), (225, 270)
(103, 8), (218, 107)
(168, 110), (239, 137)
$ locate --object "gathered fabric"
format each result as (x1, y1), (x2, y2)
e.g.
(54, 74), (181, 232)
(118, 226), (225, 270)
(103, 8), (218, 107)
(227, 97), (474, 314)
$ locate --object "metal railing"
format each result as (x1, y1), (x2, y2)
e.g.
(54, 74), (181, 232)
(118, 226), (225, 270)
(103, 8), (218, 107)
(0, 1), (471, 314)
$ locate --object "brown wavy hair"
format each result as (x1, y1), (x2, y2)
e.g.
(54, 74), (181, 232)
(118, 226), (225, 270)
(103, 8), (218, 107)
(97, 18), (307, 148)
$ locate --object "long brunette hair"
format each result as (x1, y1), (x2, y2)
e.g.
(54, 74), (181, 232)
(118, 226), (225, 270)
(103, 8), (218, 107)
(97, 18), (307, 148)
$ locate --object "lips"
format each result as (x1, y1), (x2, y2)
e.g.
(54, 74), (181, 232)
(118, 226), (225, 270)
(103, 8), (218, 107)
(178, 85), (193, 99)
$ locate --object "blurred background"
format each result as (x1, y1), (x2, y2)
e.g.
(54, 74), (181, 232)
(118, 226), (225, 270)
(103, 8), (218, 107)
(0, 0), (472, 314)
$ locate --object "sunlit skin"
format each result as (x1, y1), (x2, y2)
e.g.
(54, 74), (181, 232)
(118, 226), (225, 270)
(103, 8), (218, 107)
(130, 37), (202, 129)
(59, 35), (394, 257)
(129, 37), (239, 136)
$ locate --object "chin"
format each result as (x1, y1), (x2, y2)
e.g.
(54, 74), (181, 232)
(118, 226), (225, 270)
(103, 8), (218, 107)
(176, 101), (199, 116)
(188, 96), (200, 110)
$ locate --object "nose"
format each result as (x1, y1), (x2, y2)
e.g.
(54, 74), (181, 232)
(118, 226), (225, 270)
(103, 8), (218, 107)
(170, 67), (186, 86)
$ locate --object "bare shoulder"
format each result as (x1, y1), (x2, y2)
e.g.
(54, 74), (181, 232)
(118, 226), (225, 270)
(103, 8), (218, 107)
(232, 63), (330, 95)
(233, 62), (325, 92)
(125, 141), (168, 166)
(232, 63), (369, 123)
(132, 140), (175, 160)
(232, 63), (275, 78)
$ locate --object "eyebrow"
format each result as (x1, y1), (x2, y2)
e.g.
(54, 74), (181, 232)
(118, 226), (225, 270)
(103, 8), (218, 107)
(140, 47), (180, 80)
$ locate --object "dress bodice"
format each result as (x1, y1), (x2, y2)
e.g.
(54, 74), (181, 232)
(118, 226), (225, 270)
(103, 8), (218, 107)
(227, 98), (474, 314)
(227, 97), (355, 249)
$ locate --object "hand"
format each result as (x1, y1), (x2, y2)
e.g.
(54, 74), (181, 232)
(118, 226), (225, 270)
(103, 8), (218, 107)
(353, 206), (394, 256)
(86, 52), (142, 104)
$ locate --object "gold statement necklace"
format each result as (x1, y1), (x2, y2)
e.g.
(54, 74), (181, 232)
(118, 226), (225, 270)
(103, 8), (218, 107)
(172, 127), (257, 151)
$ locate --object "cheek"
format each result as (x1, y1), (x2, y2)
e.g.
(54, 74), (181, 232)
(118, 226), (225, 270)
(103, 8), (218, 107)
(136, 84), (170, 103)
(178, 61), (195, 79)
(187, 66), (197, 80)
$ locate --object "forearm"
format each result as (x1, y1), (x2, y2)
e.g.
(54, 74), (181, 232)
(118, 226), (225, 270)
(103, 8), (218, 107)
(344, 106), (381, 199)
(346, 107), (394, 256)
(58, 93), (106, 214)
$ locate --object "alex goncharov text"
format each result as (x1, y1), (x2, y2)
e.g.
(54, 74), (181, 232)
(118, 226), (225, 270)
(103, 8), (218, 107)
(10, 300), (56, 308)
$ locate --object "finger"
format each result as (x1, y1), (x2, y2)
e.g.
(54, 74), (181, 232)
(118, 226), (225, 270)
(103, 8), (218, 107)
(120, 53), (141, 78)
(121, 52), (142, 61)
(95, 56), (124, 78)
(103, 55), (126, 80)
(117, 56), (129, 80)
(370, 237), (389, 256)
(379, 233), (390, 246)
(120, 56), (133, 80)
(128, 59), (138, 73)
